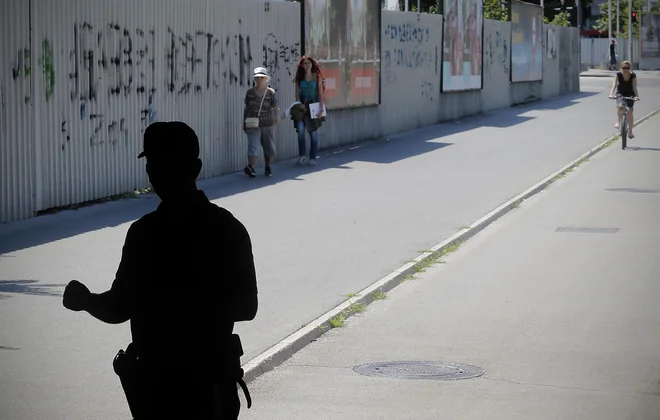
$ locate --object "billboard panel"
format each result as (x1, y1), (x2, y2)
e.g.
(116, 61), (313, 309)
(303, 0), (381, 109)
(640, 13), (660, 59)
(510, 1), (543, 83)
(442, 0), (483, 92)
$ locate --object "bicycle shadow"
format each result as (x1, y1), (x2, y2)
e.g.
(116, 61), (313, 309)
(625, 146), (660, 151)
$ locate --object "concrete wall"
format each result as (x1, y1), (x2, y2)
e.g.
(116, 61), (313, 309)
(0, 4), (581, 224)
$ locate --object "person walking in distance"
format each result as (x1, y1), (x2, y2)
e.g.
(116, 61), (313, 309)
(243, 67), (280, 177)
(63, 121), (258, 420)
(609, 38), (617, 70)
(293, 56), (325, 166)
(609, 60), (640, 139)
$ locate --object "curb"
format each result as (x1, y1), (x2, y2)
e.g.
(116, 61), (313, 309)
(580, 73), (615, 78)
(241, 107), (660, 385)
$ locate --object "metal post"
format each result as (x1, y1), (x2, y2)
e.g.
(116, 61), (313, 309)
(405, 0), (409, 11)
(418, 0), (421, 12)
(629, 0), (633, 62)
(577, 0), (582, 29)
(616, 0), (620, 34)
(608, 0), (612, 42)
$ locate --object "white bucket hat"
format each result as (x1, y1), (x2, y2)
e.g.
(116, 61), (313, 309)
(253, 67), (270, 82)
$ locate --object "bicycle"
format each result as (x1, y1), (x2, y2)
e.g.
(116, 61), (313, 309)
(609, 95), (639, 149)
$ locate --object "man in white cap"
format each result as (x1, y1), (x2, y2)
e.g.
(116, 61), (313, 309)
(243, 67), (280, 177)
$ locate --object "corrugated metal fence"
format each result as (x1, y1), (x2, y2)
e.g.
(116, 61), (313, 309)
(1, 2), (582, 224)
(581, 37), (640, 68)
(1, 0), (301, 222)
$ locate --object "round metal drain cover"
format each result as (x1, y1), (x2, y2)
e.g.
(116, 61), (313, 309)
(353, 361), (484, 381)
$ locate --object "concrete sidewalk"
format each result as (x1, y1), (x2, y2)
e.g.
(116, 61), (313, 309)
(240, 114), (660, 420)
(1, 78), (660, 420)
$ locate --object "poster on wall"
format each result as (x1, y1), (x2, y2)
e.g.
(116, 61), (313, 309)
(546, 28), (558, 60)
(640, 13), (660, 58)
(510, 1), (543, 83)
(303, 0), (381, 110)
(442, 0), (483, 92)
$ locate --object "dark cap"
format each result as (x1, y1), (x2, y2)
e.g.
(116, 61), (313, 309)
(137, 121), (200, 160)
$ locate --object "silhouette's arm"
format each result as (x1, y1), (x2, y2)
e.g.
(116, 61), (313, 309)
(229, 219), (258, 322)
(85, 225), (141, 324)
(85, 289), (130, 324)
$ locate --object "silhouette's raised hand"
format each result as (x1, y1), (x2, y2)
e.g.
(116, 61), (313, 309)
(63, 280), (91, 312)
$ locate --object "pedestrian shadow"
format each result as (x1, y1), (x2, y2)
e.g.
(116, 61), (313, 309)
(0, 280), (66, 298)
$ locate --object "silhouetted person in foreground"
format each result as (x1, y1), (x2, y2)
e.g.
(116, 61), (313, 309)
(63, 121), (258, 420)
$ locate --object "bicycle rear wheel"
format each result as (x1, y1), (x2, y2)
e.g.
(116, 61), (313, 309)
(620, 113), (628, 149)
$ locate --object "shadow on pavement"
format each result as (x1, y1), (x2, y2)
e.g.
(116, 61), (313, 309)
(522, 91), (599, 111)
(0, 89), (604, 255)
(626, 146), (660, 151)
(0, 280), (66, 298)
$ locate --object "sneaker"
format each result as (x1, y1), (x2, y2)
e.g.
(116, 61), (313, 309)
(243, 165), (256, 178)
(297, 157), (307, 165)
(629, 132), (635, 139)
(614, 122), (620, 129)
(308, 159), (317, 167)
(265, 166), (272, 177)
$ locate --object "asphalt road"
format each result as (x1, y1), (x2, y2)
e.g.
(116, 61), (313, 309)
(241, 111), (660, 420)
(1, 77), (660, 420)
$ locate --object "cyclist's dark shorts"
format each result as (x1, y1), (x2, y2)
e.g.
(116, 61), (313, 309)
(616, 95), (635, 109)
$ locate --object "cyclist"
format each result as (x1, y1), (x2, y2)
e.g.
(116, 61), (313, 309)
(609, 60), (639, 139)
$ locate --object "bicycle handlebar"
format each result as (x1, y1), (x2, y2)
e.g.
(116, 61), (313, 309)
(609, 95), (639, 100)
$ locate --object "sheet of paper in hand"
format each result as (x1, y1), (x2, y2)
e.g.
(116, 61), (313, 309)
(309, 102), (327, 119)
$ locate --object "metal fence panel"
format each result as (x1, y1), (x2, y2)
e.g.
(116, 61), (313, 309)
(0, 0), (35, 223)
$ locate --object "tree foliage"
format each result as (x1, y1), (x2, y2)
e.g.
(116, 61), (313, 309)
(543, 10), (571, 26)
(596, 0), (660, 38)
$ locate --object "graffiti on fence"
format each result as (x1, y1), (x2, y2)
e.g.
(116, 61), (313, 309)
(421, 78), (435, 102)
(485, 29), (509, 79)
(5, 19), (296, 149)
(42, 40), (55, 101)
(262, 33), (300, 91)
(382, 20), (438, 88)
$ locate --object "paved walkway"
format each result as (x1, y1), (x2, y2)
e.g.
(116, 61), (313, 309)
(240, 113), (660, 420)
(1, 78), (660, 420)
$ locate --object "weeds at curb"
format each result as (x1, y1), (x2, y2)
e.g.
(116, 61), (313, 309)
(403, 273), (417, 282)
(371, 291), (387, 301)
(347, 301), (366, 315)
(440, 241), (463, 257)
(330, 314), (346, 328)
(345, 293), (360, 298)
(458, 225), (471, 231)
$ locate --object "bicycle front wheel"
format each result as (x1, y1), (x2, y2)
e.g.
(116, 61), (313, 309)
(620, 114), (628, 149)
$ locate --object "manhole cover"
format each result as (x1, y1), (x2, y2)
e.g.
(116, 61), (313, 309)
(556, 227), (619, 234)
(353, 361), (484, 381)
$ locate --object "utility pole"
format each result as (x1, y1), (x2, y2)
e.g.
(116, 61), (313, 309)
(608, 0), (612, 43)
(577, 0), (582, 29)
(418, 0), (421, 12)
(629, 0), (633, 62)
(405, 0), (409, 11)
(616, 0), (620, 35)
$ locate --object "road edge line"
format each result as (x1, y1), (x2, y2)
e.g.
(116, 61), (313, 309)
(241, 107), (660, 385)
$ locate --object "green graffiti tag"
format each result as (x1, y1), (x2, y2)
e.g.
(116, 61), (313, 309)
(24, 49), (31, 77)
(42, 40), (55, 101)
